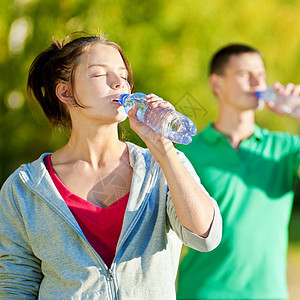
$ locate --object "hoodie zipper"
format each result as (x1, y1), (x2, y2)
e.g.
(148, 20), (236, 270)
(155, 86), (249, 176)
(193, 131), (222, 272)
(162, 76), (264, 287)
(113, 167), (158, 260)
(107, 269), (116, 299)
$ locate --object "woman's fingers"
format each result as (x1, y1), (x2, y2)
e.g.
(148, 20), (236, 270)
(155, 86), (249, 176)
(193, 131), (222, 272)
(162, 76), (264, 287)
(127, 102), (139, 120)
(145, 93), (175, 109)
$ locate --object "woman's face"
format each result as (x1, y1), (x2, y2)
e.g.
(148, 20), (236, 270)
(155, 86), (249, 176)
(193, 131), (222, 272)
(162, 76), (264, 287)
(72, 43), (131, 124)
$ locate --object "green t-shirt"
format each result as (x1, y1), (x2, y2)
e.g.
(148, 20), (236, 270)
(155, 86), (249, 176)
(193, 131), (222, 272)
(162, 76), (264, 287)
(176, 124), (300, 300)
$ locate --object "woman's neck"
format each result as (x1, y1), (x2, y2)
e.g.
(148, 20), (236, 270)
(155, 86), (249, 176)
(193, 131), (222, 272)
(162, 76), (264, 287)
(53, 124), (127, 169)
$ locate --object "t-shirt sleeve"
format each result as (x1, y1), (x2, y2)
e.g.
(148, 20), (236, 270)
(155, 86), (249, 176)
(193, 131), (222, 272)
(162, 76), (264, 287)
(290, 134), (300, 181)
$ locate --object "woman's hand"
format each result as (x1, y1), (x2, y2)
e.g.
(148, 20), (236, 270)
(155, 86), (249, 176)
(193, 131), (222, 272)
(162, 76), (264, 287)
(143, 93), (175, 110)
(127, 93), (175, 157)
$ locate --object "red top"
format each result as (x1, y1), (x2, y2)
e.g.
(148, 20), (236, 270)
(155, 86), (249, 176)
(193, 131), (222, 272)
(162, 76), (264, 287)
(44, 154), (129, 267)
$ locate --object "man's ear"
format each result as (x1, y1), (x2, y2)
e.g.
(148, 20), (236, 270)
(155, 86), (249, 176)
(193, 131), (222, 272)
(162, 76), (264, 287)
(209, 73), (223, 96)
(56, 82), (73, 105)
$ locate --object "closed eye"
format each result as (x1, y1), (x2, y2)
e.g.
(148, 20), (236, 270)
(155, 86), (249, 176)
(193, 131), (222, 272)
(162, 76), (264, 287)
(93, 74), (106, 77)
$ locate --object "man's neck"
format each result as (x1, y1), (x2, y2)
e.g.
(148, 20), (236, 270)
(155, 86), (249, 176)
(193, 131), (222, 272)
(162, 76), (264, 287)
(214, 109), (255, 149)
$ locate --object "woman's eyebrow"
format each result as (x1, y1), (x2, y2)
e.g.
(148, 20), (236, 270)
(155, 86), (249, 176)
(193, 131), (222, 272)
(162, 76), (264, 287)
(88, 63), (106, 69)
(88, 63), (127, 71)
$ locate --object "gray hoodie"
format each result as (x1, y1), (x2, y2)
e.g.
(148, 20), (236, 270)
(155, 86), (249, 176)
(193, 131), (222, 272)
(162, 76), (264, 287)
(0, 142), (222, 299)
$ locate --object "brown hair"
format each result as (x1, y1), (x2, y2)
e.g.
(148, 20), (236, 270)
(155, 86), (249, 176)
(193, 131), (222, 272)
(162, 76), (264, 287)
(209, 44), (263, 76)
(27, 33), (133, 129)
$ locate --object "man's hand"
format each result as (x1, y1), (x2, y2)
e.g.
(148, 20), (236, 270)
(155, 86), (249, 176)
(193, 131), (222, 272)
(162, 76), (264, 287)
(266, 82), (300, 120)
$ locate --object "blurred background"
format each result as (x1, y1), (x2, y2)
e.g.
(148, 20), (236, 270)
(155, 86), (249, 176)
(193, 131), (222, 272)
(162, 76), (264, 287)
(0, 0), (299, 297)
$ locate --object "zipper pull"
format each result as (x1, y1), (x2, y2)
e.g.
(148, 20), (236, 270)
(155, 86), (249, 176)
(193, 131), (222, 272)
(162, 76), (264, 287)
(107, 269), (113, 281)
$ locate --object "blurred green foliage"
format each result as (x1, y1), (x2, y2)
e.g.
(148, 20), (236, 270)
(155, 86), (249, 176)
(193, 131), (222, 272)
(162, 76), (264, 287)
(1, 0), (300, 186)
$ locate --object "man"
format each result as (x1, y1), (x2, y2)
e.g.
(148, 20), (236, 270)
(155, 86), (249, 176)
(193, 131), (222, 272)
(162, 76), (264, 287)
(176, 44), (300, 299)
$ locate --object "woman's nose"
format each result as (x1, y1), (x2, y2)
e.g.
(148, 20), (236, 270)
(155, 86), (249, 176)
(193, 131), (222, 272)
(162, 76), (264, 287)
(110, 74), (126, 90)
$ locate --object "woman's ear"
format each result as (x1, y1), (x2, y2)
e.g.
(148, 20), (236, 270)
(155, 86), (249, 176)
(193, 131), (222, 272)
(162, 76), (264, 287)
(56, 82), (74, 106)
(209, 74), (223, 96)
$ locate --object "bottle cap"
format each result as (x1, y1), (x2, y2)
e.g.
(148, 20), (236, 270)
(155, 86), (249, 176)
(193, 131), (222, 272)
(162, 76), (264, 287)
(255, 87), (276, 102)
(118, 93), (130, 106)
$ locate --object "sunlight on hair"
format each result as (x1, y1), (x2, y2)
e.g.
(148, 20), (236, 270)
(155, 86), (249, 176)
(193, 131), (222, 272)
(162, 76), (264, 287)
(6, 90), (25, 110)
(66, 17), (84, 33)
(9, 17), (32, 54)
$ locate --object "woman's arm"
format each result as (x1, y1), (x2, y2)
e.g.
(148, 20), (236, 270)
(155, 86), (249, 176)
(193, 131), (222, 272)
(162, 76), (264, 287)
(127, 97), (215, 237)
(0, 177), (42, 299)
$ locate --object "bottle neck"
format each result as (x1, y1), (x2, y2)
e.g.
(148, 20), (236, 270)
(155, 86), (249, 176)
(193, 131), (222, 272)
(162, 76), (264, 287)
(118, 93), (130, 106)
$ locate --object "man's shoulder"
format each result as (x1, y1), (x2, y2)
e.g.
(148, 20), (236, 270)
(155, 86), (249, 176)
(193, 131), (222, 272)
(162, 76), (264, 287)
(256, 125), (299, 142)
(176, 129), (208, 152)
(175, 124), (217, 163)
(254, 125), (300, 160)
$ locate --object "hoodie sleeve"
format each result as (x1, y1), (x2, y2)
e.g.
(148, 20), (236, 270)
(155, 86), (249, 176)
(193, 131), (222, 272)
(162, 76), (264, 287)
(0, 173), (42, 299)
(166, 150), (222, 252)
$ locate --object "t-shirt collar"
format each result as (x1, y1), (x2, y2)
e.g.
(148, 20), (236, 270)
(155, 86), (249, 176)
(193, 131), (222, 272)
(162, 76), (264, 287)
(202, 123), (264, 143)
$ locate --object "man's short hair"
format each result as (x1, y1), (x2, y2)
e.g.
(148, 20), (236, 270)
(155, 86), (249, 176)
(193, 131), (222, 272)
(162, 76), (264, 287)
(209, 44), (262, 75)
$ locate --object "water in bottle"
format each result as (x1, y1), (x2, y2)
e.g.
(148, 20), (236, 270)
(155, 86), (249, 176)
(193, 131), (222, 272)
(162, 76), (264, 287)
(118, 92), (197, 145)
(255, 87), (300, 118)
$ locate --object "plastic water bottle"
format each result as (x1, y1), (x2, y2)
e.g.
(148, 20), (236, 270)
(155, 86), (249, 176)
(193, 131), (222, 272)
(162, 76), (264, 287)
(118, 92), (197, 144)
(255, 87), (300, 118)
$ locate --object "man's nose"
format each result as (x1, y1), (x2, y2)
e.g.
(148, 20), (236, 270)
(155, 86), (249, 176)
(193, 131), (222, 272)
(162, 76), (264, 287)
(250, 74), (262, 86)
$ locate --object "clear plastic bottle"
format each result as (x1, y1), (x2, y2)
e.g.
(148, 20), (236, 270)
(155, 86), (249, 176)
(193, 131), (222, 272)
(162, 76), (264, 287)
(118, 92), (197, 144)
(255, 87), (300, 118)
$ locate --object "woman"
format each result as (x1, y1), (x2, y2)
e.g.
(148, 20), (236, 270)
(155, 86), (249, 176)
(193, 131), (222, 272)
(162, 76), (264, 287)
(0, 34), (222, 299)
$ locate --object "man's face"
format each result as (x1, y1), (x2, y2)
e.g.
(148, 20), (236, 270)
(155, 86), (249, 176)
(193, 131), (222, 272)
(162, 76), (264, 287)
(214, 52), (267, 111)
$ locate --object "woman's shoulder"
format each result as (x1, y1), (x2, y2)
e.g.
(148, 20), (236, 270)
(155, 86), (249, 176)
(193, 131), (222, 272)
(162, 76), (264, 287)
(1, 153), (51, 191)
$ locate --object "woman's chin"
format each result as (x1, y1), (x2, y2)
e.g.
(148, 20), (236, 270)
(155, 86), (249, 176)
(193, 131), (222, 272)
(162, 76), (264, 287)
(116, 112), (128, 123)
